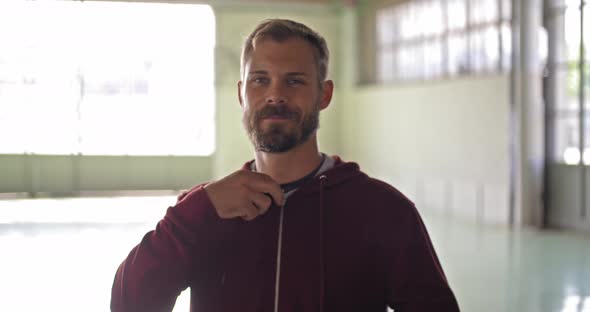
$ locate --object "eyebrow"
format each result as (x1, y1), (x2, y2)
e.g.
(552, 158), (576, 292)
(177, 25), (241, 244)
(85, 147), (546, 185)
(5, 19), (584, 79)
(248, 70), (268, 75)
(248, 70), (308, 77)
(286, 72), (307, 77)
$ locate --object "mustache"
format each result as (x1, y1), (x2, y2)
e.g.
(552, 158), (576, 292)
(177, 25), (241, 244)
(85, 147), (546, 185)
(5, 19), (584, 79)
(255, 104), (300, 120)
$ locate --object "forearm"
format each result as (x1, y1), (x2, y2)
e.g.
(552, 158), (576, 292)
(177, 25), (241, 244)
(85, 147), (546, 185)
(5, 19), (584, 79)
(110, 186), (225, 312)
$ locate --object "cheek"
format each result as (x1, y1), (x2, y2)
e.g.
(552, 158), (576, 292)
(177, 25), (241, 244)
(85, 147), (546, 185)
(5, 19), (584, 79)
(244, 92), (265, 109)
(241, 95), (257, 113)
(245, 83), (265, 97)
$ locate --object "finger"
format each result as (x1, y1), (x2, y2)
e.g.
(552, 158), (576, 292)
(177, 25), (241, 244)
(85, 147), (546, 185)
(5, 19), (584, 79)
(217, 205), (244, 219)
(248, 189), (272, 215)
(245, 172), (284, 206)
(241, 202), (260, 221)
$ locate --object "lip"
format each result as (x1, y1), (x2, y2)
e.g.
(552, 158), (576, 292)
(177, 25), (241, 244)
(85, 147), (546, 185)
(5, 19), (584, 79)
(261, 116), (291, 120)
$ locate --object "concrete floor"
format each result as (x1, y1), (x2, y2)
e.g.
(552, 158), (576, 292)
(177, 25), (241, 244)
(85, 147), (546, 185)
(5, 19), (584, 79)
(0, 196), (588, 312)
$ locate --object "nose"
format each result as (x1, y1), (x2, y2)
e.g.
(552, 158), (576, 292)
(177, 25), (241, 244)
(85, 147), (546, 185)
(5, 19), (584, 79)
(265, 82), (286, 105)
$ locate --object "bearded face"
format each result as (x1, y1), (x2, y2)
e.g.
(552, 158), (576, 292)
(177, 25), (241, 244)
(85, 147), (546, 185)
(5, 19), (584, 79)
(239, 38), (330, 153)
(243, 98), (320, 153)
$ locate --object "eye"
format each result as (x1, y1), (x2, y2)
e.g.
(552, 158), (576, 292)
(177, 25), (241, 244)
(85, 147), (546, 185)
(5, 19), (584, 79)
(287, 78), (304, 85)
(251, 77), (269, 84)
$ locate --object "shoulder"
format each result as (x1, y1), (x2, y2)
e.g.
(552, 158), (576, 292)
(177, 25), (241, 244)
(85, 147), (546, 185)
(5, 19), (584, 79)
(349, 176), (425, 232)
(348, 175), (415, 209)
(365, 177), (414, 205)
(329, 156), (415, 211)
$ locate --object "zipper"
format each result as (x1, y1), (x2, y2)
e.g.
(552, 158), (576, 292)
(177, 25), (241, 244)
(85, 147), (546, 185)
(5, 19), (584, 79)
(274, 201), (286, 312)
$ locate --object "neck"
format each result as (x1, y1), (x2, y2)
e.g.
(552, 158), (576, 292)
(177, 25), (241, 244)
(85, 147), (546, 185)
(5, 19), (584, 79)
(254, 134), (323, 185)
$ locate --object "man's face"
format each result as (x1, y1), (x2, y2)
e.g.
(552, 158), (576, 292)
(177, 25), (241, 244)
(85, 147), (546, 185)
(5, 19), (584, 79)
(239, 38), (331, 153)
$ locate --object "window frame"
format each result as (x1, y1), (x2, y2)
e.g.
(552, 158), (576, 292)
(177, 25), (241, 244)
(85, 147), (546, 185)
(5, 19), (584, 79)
(375, 0), (512, 84)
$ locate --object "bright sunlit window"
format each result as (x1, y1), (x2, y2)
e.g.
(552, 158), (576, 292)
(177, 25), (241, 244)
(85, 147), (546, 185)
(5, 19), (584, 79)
(550, 0), (590, 164)
(0, 1), (215, 156)
(563, 147), (590, 165)
(376, 0), (512, 83)
(560, 295), (590, 312)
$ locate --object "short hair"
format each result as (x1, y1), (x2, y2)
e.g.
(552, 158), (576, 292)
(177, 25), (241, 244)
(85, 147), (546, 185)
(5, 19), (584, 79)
(240, 19), (330, 83)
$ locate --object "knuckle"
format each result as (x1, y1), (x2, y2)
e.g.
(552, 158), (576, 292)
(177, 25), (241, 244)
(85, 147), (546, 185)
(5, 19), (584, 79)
(262, 195), (272, 207)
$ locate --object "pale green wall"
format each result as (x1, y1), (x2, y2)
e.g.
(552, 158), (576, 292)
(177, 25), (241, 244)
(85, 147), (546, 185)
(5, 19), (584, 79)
(339, 76), (511, 224)
(0, 154), (212, 195)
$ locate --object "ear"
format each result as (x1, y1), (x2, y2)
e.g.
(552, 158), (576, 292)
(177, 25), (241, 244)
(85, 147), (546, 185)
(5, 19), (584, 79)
(237, 81), (244, 109)
(319, 80), (334, 111)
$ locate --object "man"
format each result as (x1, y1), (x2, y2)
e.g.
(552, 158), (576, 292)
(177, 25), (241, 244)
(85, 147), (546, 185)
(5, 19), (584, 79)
(111, 19), (460, 312)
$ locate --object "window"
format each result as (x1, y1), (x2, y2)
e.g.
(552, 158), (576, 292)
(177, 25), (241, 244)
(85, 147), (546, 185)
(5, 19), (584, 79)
(550, 0), (590, 164)
(376, 0), (511, 83)
(0, 1), (215, 156)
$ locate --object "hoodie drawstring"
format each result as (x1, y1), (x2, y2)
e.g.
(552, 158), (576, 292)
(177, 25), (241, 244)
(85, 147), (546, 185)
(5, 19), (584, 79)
(274, 174), (329, 312)
(274, 200), (286, 312)
(319, 174), (327, 312)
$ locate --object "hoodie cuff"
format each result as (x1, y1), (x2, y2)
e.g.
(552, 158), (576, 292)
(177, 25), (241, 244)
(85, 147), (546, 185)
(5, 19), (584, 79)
(166, 185), (231, 246)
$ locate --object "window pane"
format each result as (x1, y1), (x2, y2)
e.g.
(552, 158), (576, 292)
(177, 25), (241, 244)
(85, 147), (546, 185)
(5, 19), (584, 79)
(550, 67), (575, 111)
(501, 0), (512, 20)
(0, 1), (215, 156)
(391, 8), (404, 43)
(0, 1), (80, 154)
(553, 66), (581, 112)
(399, 44), (424, 80)
(470, 26), (500, 72)
(78, 2), (215, 156)
(539, 26), (549, 67)
(585, 63), (590, 110)
(398, 4), (411, 40)
(565, 4), (581, 61)
(400, 3), (424, 40)
(424, 39), (444, 78)
(552, 64), (585, 164)
(553, 111), (590, 164)
(423, 0), (445, 37)
(377, 8), (395, 46)
(469, 0), (499, 25)
(398, 47), (411, 80)
(376, 7), (395, 83)
(554, 115), (581, 164)
(377, 49), (395, 83)
(447, 0), (467, 30)
(584, 4), (590, 60)
(501, 22), (512, 70)
(448, 33), (469, 75)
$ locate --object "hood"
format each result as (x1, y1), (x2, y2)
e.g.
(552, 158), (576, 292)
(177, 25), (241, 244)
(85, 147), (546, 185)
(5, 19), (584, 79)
(241, 155), (366, 195)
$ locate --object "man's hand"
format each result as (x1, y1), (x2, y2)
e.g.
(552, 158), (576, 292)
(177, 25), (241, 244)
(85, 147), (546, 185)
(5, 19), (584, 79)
(204, 170), (284, 221)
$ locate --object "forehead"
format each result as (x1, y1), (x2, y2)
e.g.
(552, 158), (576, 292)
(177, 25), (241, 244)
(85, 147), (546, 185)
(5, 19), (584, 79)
(245, 37), (318, 76)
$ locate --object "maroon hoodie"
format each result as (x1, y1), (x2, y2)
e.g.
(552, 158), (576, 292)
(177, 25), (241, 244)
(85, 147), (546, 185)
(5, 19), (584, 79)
(111, 156), (460, 312)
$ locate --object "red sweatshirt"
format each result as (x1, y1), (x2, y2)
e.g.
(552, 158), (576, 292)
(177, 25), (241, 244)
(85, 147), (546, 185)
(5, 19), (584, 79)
(111, 156), (460, 312)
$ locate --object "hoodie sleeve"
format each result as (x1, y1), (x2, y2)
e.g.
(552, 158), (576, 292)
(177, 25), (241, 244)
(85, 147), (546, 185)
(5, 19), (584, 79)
(385, 203), (460, 312)
(110, 185), (225, 312)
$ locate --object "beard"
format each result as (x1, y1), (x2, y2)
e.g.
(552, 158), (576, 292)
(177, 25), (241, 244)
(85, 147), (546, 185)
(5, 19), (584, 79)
(243, 99), (320, 153)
